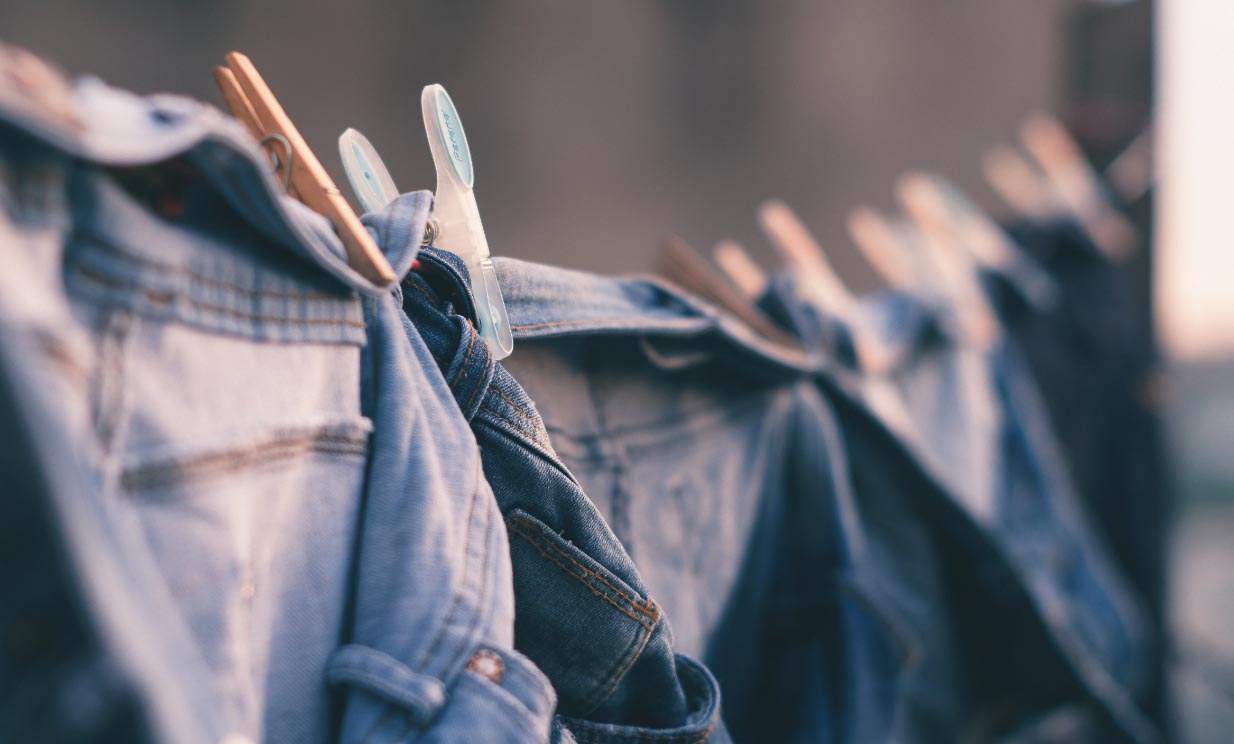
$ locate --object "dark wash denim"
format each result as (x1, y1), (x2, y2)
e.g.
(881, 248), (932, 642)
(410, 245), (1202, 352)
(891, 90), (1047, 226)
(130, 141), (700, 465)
(384, 231), (912, 742)
(0, 63), (553, 742)
(995, 221), (1170, 729)
(497, 258), (910, 744)
(759, 274), (1160, 743)
(337, 215), (557, 743)
(390, 242), (727, 744)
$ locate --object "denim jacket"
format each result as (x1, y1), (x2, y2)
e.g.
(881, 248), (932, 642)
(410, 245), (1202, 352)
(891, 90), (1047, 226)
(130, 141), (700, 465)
(392, 242), (727, 744)
(759, 270), (1159, 743)
(375, 216), (912, 742)
(0, 54), (554, 743)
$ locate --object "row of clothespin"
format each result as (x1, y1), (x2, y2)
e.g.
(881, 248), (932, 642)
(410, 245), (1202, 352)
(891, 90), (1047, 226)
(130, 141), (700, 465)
(210, 52), (514, 360)
(208, 52), (1145, 370)
(657, 110), (1146, 362)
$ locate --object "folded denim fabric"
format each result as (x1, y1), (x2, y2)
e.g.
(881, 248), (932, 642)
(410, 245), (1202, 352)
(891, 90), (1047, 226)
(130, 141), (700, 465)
(389, 241), (728, 744)
(0, 61), (552, 743)
(335, 211), (556, 742)
(759, 268), (1159, 743)
(995, 220), (1170, 729)
(371, 204), (914, 741)
(0, 65), (355, 742)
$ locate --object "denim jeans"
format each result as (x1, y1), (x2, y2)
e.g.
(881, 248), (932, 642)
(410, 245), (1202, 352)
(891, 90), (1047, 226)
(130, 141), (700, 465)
(998, 220), (1170, 729)
(380, 223), (912, 742)
(759, 273), (1159, 743)
(335, 223), (556, 743)
(0, 180), (220, 744)
(0, 64), (554, 742)
(392, 242), (729, 744)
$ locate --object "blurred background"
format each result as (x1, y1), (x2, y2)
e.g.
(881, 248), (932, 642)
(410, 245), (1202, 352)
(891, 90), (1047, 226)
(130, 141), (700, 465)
(3, 0), (1231, 737)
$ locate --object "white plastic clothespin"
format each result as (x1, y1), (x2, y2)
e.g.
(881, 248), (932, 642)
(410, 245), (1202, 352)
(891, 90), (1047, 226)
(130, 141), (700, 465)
(422, 84), (513, 359)
(339, 84), (513, 360)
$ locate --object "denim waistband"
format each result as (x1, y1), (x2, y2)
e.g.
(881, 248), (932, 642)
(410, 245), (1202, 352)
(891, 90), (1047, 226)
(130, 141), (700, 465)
(0, 71), (416, 297)
(758, 273), (1159, 742)
(492, 256), (823, 377)
(64, 167), (369, 345)
(396, 240), (727, 742)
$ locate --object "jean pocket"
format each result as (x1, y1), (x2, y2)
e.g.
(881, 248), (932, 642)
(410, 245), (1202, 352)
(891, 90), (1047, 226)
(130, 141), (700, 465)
(504, 508), (663, 718)
(115, 417), (372, 729)
(555, 654), (727, 744)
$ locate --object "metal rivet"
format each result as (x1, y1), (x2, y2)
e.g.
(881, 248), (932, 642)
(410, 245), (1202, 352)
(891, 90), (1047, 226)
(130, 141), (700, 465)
(465, 649), (504, 684)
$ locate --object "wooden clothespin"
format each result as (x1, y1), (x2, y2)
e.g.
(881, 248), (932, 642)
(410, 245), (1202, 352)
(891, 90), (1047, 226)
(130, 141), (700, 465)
(756, 200), (857, 315)
(712, 240), (768, 299)
(845, 206), (916, 289)
(981, 144), (1064, 222)
(896, 173), (998, 348)
(656, 237), (800, 349)
(212, 52), (396, 285)
(1019, 112), (1136, 261)
(1104, 121), (1155, 204)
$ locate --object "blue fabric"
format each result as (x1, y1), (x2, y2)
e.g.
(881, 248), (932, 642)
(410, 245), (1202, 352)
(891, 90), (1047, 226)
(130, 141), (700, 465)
(996, 220), (1170, 729)
(333, 249), (556, 743)
(390, 240), (730, 744)
(380, 233), (911, 742)
(760, 266), (1159, 742)
(0, 68), (555, 743)
(0, 225), (217, 744)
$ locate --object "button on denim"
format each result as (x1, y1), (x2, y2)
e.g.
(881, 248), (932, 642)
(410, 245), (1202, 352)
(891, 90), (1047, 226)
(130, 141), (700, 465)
(0, 72), (369, 742)
(333, 226), (556, 742)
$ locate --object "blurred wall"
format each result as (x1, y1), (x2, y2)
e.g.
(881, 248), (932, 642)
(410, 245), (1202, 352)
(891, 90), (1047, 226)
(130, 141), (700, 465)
(1, 1), (1076, 287)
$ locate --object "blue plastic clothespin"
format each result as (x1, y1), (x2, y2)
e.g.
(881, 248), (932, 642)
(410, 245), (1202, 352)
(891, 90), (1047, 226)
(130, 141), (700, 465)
(339, 127), (399, 214)
(338, 83), (514, 360)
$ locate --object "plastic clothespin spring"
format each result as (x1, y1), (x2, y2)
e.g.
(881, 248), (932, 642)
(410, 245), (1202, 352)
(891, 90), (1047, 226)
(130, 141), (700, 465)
(339, 88), (514, 360)
(421, 83), (513, 360)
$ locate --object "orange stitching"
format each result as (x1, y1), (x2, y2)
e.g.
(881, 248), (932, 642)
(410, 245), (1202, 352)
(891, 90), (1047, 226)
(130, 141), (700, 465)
(450, 331), (478, 389)
(74, 265), (367, 329)
(462, 350), (492, 414)
(509, 515), (657, 618)
(507, 516), (659, 621)
(75, 240), (351, 301)
(478, 405), (539, 444)
(404, 278), (438, 305)
(506, 521), (657, 633)
(122, 439), (367, 490)
(491, 388), (537, 429)
(124, 432), (368, 475)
